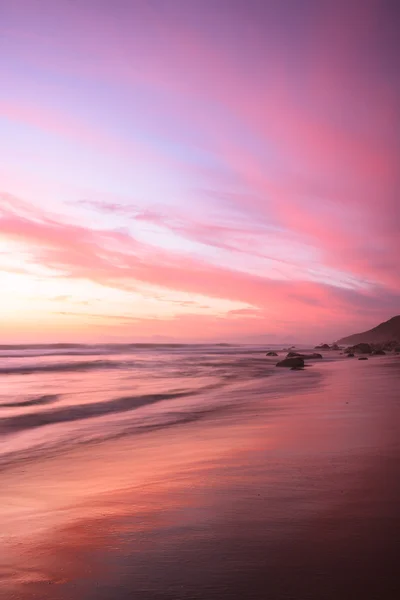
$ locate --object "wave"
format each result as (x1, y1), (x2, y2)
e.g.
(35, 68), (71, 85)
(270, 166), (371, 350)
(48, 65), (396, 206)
(0, 351), (113, 358)
(0, 360), (134, 375)
(0, 342), (242, 359)
(0, 343), (234, 350)
(0, 402), (232, 471)
(0, 390), (198, 435)
(0, 394), (60, 408)
(0, 343), (80, 350)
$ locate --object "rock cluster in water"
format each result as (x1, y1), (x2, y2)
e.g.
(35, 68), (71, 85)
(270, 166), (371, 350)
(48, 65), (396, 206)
(314, 343), (340, 350)
(272, 338), (399, 369)
(343, 341), (400, 355)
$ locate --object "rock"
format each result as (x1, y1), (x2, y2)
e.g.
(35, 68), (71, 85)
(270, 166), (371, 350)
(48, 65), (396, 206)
(276, 357), (305, 368)
(331, 344), (340, 351)
(347, 343), (372, 354)
(266, 351), (278, 356)
(287, 352), (322, 359)
(371, 349), (386, 355)
(346, 353), (355, 357)
(358, 357), (368, 360)
(381, 340), (398, 351)
(315, 343), (330, 350)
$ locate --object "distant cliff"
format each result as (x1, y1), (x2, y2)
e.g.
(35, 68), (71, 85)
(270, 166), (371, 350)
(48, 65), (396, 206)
(337, 315), (400, 345)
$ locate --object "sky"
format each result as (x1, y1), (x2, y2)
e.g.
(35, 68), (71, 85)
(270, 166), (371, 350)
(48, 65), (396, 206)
(1, 0), (399, 344)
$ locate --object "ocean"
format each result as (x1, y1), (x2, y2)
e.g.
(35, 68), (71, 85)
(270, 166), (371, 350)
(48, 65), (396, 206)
(0, 344), (399, 599)
(0, 343), (296, 469)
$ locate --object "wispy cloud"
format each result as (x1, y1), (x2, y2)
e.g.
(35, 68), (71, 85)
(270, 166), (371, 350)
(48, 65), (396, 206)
(1, 0), (399, 341)
(2, 192), (399, 343)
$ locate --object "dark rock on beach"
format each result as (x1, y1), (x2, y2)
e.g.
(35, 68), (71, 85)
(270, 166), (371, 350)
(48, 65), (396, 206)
(346, 353), (355, 357)
(345, 343), (372, 354)
(287, 352), (322, 359)
(358, 357), (368, 360)
(276, 357), (305, 368)
(381, 340), (398, 351)
(344, 340), (400, 355)
(266, 351), (278, 356)
(315, 343), (330, 350)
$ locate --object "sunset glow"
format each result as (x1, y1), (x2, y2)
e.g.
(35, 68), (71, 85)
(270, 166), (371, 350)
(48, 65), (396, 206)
(1, 0), (399, 343)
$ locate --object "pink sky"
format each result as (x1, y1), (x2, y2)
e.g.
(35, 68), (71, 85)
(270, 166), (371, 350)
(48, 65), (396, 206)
(1, 0), (399, 343)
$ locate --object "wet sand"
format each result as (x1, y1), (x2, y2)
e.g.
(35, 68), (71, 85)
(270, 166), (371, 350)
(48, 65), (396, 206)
(1, 357), (399, 599)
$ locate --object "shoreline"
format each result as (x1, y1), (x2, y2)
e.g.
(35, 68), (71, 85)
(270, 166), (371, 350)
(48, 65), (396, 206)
(0, 348), (348, 473)
(1, 355), (399, 598)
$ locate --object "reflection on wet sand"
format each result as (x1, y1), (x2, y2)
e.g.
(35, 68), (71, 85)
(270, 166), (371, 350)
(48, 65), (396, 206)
(1, 358), (399, 599)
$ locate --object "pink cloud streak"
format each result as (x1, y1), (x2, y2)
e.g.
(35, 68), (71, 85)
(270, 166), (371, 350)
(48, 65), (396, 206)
(1, 193), (399, 341)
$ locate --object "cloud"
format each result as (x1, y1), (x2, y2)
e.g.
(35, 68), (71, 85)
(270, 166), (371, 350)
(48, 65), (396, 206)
(53, 311), (142, 322)
(1, 192), (399, 342)
(227, 308), (261, 318)
(56, 3), (399, 294)
(1, 0), (399, 340)
(76, 197), (303, 265)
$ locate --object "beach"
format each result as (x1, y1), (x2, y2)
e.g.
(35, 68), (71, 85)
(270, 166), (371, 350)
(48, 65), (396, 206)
(0, 346), (399, 599)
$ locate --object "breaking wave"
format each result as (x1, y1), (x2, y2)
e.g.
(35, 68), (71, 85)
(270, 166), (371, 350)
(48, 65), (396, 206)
(0, 390), (199, 435)
(0, 360), (134, 375)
